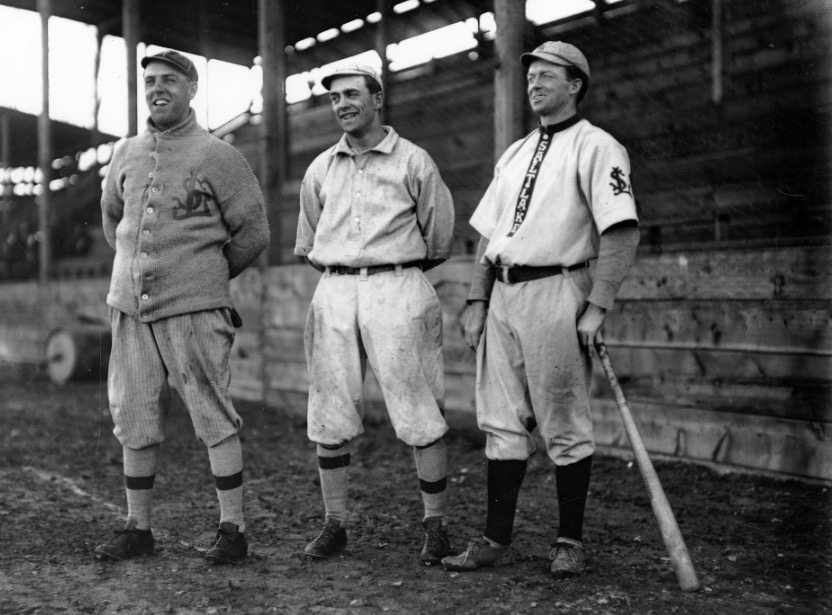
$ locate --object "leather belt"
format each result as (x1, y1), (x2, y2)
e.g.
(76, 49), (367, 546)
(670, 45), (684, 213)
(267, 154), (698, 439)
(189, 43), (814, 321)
(326, 261), (422, 276)
(495, 262), (588, 285)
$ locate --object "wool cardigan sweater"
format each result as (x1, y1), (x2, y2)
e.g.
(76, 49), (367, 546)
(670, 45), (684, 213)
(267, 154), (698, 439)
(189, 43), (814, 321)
(102, 110), (269, 323)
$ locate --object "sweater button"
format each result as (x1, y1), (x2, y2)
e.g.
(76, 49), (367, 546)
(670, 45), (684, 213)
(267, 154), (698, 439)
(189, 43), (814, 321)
(140, 252), (147, 258)
(141, 293), (149, 301)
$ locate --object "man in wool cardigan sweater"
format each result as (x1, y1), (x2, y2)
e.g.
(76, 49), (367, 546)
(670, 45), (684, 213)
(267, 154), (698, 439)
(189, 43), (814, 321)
(94, 50), (269, 565)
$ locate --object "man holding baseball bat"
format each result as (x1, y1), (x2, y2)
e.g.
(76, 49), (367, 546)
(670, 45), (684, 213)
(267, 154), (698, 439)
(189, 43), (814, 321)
(441, 41), (640, 578)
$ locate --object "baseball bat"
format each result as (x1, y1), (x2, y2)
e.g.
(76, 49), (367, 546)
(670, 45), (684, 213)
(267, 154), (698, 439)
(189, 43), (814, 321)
(594, 333), (700, 592)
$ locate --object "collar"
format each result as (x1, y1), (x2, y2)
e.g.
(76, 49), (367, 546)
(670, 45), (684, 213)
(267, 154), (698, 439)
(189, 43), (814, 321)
(538, 115), (580, 137)
(333, 126), (399, 156)
(146, 109), (200, 136)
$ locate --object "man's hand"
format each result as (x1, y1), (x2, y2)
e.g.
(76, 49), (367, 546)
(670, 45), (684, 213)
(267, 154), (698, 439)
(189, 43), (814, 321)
(464, 300), (488, 351)
(577, 302), (606, 349)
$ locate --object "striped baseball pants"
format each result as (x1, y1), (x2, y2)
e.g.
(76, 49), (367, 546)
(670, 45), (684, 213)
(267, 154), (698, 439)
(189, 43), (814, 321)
(107, 307), (242, 449)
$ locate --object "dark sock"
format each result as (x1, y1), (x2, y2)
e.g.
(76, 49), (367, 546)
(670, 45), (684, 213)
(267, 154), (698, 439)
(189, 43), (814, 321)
(556, 455), (593, 543)
(483, 459), (527, 546)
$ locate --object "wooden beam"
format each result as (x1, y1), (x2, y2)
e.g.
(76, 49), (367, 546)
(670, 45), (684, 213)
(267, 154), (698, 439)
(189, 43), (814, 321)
(92, 26), (104, 147)
(711, 0), (724, 104)
(258, 0), (287, 265)
(37, 0), (52, 285)
(123, 0), (140, 137)
(376, 0), (391, 125)
(493, 0), (525, 160)
(0, 110), (9, 229)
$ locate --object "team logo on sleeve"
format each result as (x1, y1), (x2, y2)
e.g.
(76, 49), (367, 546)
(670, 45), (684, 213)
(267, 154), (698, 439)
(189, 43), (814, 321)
(172, 172), (214, 219)
(609, 167), (632, 196)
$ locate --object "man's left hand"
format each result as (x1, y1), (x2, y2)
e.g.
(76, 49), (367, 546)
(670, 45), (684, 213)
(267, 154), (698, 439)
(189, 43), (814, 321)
(577, 303), (606, 349)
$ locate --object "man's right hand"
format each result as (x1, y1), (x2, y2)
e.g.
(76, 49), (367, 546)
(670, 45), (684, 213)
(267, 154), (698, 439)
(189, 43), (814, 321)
(464, 300), (488, 351)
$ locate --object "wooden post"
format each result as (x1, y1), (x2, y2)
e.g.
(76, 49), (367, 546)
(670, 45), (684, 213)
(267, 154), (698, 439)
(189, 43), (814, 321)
(258, 0), (287, 265)
(376, 0), (390, 125)
(0, 110), (9, 231)
(493, 0), (526, 161)
(711, 0), (724, 104)
(37, 0), (52, 285)
(92, 27), (104, 146)
(123, 0), (140, 137)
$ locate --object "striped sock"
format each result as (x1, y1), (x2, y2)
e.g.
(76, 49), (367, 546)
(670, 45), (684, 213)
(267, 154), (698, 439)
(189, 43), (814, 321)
(317, 442), (350, 525)
(208, 435), (245, 533)
(123, 444), (159, 531)
(414, 438), (448, 521)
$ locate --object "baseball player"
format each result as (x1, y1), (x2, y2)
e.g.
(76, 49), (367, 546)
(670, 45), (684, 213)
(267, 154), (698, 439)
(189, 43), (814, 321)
(295, 63), (456, 566)
(441, 41), (640, 578)
(94, 50), (269, 565)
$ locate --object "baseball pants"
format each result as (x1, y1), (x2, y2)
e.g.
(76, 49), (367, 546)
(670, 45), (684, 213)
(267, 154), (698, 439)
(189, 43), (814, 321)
(107, 307), (242, 449)
(476, 266), (595, 464)
(304, 266), (448, 448)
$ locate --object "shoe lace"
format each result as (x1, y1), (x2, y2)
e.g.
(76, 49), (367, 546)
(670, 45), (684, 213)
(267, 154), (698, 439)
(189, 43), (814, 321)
(213, 527), (235, 550)
(550, 543), (578, 564)
(465, 539), (486, 557)
(313, 522), (341, 545)
(424, 524), (446, 552)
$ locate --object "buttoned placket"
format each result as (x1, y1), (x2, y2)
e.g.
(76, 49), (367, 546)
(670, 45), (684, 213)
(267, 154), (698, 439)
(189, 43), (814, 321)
(350, 151), (368, 254)
(139, 133), (162, 318)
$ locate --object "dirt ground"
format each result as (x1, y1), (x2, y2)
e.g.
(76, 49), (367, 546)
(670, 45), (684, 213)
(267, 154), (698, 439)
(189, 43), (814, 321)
(1, 366), (830, 615)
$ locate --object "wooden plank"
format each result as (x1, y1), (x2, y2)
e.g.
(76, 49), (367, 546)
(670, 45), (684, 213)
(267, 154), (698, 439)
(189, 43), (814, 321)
(591, 399), (832, 480)
(602, 345), (831, 383)
(229, 357), (263, 401)
(591, 375), (832, 423)
(605, 299), (832, 352)
(619, 246), (832, 301)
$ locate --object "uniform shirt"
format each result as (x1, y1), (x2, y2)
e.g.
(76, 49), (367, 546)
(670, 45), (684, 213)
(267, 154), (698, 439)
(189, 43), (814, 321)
(102, 110), (269, 323)
(470, 118), (638, 267)
(295, 127), (454, 267)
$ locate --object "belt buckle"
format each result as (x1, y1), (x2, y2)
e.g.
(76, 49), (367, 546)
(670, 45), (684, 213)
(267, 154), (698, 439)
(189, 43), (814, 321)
(501, 265), (512, 284)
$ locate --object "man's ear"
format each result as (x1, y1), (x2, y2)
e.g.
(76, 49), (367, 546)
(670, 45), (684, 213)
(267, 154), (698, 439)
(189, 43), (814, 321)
(188, 80), (199, 101)
(374, 91), (384, 110)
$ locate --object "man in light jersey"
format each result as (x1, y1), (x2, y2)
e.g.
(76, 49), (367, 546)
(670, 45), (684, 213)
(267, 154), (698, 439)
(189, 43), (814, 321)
(442, 41), (640, 578)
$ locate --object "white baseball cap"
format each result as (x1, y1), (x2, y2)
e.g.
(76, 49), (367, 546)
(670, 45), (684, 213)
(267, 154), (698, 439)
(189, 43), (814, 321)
(322, 63), (383, 92)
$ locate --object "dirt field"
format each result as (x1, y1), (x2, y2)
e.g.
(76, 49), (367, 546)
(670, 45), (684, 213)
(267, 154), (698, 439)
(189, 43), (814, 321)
(1, 366), (829, 615)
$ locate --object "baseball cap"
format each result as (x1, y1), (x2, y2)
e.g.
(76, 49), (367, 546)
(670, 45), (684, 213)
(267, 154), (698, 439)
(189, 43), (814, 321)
(141, 49), (199, 82)
(520, 41), (590, 78)
(322, 63), (383, 92)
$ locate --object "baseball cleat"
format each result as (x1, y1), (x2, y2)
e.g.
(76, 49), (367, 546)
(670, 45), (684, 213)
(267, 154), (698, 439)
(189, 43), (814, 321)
(549, 537), (586, 578)
(206, 522), (248, 565)
(93, 520), (154, 561)
(303, 518), (347, 560)
(441, 536), (509, 572)
(419, 517), (452, 566)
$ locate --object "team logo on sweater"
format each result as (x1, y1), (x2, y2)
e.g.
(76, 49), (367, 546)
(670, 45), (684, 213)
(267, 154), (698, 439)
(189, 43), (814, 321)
(172, 172), (214, 220)
(609, 167), (632, 196)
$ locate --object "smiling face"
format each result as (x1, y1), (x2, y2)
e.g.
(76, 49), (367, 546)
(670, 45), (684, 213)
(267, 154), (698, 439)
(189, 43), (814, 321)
(526, 59), (581, 124)
(328, 75), (383, 138)
(144, 61), (197, 130)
